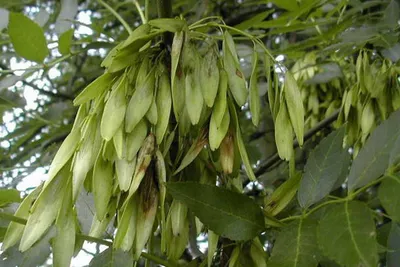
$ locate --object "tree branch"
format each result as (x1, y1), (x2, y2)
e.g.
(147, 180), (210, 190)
(157, 0), (173, 47)
(0, 212), (177, 267)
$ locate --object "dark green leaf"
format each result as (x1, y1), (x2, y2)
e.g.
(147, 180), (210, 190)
(387, 222), (400, 267)
(0, 227), (6, 242)
(8, 12), (48, 63)
(318, 201), (378, 267)
(378, 175), (400, 222)
(269, 0), (299, 11)
(58, 28), (74, 55)
(298, 128), (347, 209)
(384, 0), (400, 27)
(89, 248), (133, 267)
(0, 88), (26, 107)
(234, 10), (274, 31)
(348, 109), (400, 191)
(305, 63), (343, 85)
(166, 182), (264, 241)
(0, 189), (21, 207)
(268, 218), (320, 267)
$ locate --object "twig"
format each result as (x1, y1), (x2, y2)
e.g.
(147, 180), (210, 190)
(98, 0), (132, 34)
(0, 212), (177, 267)
(132, 0), (146, 23)
(157, 0), (173, 47)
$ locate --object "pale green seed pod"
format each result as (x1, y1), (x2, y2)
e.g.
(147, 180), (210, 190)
(250, 239), (267, 267)
(172, 70), (185, 121)
(185, 72), (204, 125)
(113, 125), (124, 160)
(93, 149), (113, 220)
(125, 69), (155, 132)
(126, 119), (148, 161)
(223, 31), (247, 107)
(156, 72), (172, 144)
(209, 106), (230, 151)
(229, 246), (241, 267)
(166, 205), (189, 261)
(249, 49), (260, 126)
(361, 99), (375, 135)
(213, 68), (228, 126)
(208, 230), (219, 267)
(146, 96), (158, 125)
(220, 131), (234, 174)
(115, 156), (136, 192)
(2, 184), (43, 250)
(169, 199), (188, 237)
(53, 179), (75, 267)
(89, 199), (117, 238)
(275, 103), (293, 161)
(128, 133), (155, 197)
(20, 164), (70, 252)
(114, 195), (137, 251)
(200, 48), (220, 107)
(134, 164), (159, 259)
(284, 72), (304, 146)
(72, 116), (102, 200)
(101, 75), (127, 141)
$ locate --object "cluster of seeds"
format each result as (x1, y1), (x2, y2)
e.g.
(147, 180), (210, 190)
(2, 16), (306, 265)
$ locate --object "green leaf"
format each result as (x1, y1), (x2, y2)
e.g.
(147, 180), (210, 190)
(269, 0), (299, 11)
(234, 10), (274, 31)
(348, 109), (400, 191)
(317, 201), (378, 267)
(268, 218), (320, 267)
(387, 222), (400, 266)
(298, 128), (348, 209)
(378, 175), (400, 222)
(89, 248), (133, 267)
(166, 182), (264, 241)
(148, 18), (186, 32)
(0, 189), (20, 207)
(58, 28), (74, 55)
(73, 73), (113, 106)
(8, 12), (48, 63)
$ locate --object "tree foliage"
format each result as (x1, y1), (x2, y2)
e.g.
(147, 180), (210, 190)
(1, 0), (400, 266)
